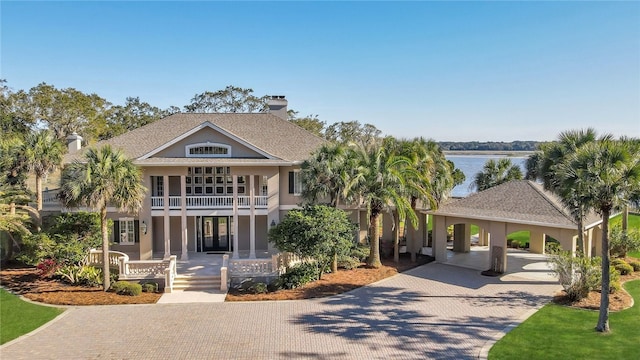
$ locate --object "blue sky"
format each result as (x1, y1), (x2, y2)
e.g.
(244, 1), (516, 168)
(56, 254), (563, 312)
(2, 1), (639, 141)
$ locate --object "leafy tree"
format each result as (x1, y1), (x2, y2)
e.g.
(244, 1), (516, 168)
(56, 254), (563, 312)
(0, 181), (36, 261)
(556, 138), (640, 332)
(609, 226), (640, 259)
(472, 158), (523, 192)
(184, 85), (268, 113)
(21, 130), (64, 228)
(325, 121), (381, 150)
(28, 83), (110, 142)
(1, 80), (34, 136)
(59, 145), (145, 290)
(288, 110), (325, 137)
(97, 97), (173, 139)
(268, 205), (356, 279)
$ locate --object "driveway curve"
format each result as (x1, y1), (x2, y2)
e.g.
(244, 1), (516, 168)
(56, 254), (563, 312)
(1, 262), (560, 359)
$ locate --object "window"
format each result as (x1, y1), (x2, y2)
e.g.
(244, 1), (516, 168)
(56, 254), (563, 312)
(261, 175), (268, 196)
(153, 176), (164, 196)
(288, 171), (302, 195)
(186, 143), (231, 158)
(118, 218), (136, 245)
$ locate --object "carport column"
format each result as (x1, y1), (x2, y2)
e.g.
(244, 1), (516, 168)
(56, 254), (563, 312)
(585, 228), (593, 257)
(163, 175), (170, 259)
(453, 224), (470, 253)
(433, 215), (448, 262)
(489, 221), (507, 273)
(180, 175), (188, 260)
(249, 174), (256, 259)
(529, 230), (545, 254)
(232, 175), (239, 259)
(478, 229), (488, 246)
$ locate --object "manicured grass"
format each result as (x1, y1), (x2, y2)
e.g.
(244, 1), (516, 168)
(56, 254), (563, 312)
(507, 230), (530, 246)
(489, 280), (640, 360)
(610, 213), (640, 230)
(0, 288), (64, 344)
(629, 251), (640, 260)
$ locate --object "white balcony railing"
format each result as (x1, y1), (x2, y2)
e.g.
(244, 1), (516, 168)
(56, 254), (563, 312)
(150, 196), (268, 210)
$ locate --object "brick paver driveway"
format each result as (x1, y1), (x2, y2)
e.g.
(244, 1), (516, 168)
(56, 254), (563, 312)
(2, 262), (560, 359)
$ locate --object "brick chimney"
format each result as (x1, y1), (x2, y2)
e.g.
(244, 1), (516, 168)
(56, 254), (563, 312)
(267, 95), (288, 120)
(66, 132), (83, 154)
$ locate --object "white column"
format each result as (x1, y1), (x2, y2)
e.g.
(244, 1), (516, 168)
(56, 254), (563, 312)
(163, 175), (170, 259)
(249, 174), (256, 259)
(180, 175), (188, 260)
(232, 174), (239, 259)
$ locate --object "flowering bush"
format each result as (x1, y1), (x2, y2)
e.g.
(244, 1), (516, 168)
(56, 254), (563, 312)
(36, 258), (59, 278)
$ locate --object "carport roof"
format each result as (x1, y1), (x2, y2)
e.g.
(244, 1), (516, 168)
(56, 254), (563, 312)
(430, 180), (602, 229)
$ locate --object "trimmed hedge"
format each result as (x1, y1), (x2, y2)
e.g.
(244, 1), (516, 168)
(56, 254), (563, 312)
(111, 281), (142, 296)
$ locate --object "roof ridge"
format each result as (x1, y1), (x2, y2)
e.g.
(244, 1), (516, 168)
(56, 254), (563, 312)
(525, 180), (577, 225)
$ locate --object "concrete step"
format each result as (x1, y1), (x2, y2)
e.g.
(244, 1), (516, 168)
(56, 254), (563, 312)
(172, 275), (221, 291)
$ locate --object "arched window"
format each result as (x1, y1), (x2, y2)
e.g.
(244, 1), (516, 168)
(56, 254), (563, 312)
(185, 143), (232, 158)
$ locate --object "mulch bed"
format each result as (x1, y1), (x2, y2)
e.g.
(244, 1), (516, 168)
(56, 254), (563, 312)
(0, 264), (161, 306)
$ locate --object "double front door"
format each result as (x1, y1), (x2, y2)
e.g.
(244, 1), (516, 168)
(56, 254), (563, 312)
(200, 216), (233, 252)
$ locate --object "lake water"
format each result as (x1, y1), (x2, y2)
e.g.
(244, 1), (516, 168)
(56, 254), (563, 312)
(446, 154), (528, 198)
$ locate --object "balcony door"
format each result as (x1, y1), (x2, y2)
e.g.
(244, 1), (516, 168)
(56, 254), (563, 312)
(201, 216), (232, 252)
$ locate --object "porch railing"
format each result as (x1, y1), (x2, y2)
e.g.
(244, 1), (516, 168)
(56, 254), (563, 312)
(150, 196), (268, 210)
(229, 252), (304, 278)
(87, 249), (177, 293)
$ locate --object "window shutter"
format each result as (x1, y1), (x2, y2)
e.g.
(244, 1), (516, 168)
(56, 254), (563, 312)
(134, 220), (140, 243)
(113, 221), (120, 244)
(288, 171), (294, 194)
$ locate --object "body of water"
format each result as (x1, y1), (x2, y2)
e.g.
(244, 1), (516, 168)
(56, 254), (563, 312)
(446, 154), (528, 198)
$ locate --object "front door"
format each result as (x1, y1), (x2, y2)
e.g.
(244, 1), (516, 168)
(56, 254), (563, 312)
(201, 216), (231, 252)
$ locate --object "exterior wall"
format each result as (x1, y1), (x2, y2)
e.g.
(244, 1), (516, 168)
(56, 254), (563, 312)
(170, 216), (182, 252)
(255, 215), (268, 251)
(168, 176), (181, 196)
(154, 127), (266, 158)
(152, 216), (164, 255)
(238, 216), (250, 251)
(187, 216), (196, 252)
(279, 166), (302, 207)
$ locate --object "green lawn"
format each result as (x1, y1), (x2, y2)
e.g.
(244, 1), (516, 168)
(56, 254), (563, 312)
(489, 280), (640, 360)
(0, 288), (64, 344)
(610, 213), (640, 230)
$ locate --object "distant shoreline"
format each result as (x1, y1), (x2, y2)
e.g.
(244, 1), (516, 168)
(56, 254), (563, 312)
(444, 150), (534, 156)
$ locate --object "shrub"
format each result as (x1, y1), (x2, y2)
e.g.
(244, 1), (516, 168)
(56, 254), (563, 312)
(609, 266), (621, 294)
(349, 244), (370, 262)
(337, 255), (361, 270)
(110, 281), (142, 296)
(611, 259), (633, 275)
(141, 282), (158, 293)
(80, 266), (106, 287)
(274, 262), (318, 290)
(548, 251), (601, 301)
(545, 241), (562, 254)
(609, 226), (640, 258)
(56, 265), (83, 284)
(249, 282), (268, 294)
(629, 261), (640, 272)
(36, 259), (59, 278)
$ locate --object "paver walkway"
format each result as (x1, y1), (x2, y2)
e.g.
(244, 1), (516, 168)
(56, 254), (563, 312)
(1, 262), (560, 359)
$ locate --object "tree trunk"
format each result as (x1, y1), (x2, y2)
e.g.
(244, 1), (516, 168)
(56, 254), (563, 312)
(101, 207), (111, 291)
(577, 217), (585, 255)
(35, 175), (43, 231)
(367, 213), (382, 268)
(332, 253), (338, 273)
(622, 205), (629, 233)
(596, 208), (611, 332)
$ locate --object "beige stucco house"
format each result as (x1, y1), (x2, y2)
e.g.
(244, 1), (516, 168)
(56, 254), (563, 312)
(46, 97), (340, 261)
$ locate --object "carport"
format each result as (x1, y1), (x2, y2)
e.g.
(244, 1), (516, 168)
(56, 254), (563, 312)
(428, 180), (604, 273)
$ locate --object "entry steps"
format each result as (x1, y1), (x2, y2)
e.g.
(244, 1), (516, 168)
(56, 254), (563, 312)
(172, 275), (221, 291)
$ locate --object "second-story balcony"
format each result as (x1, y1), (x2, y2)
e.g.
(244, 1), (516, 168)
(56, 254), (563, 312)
(151, 196), (268, 210)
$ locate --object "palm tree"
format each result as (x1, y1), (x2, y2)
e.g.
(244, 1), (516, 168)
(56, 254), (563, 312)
(22, 130), (64, 228)
(472, 158), (523, 192)
(396, 138), (438, 262)
(556, 138), (640, 332)
(0, 182), (36, 260)
(536, 129), (600, 253)
(352, 137), (423, 268)
(59, 145), (145, 290)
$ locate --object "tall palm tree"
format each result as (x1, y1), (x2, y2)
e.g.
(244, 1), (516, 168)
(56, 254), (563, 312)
(472, 158), (522, 192)
(59, 145), (145, 290)
(22, 130), (64, 228)
(537, 129), (600, 253)
(352, 137), (423, 268)
(556, 138), (640, 332)
(396, 138), (438, 262)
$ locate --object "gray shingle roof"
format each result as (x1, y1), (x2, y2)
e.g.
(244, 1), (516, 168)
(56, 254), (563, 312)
(66, 113), (326, 163)
(431, 180), (602, 229)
